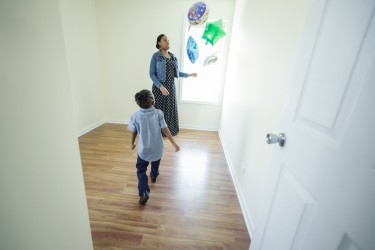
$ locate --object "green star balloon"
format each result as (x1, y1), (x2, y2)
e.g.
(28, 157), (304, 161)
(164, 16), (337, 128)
(201, 19), (226, 46)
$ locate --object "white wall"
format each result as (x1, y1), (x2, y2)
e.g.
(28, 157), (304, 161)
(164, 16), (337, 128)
(59, 0), (105, 136)
(220, 0), (311, 240)
(95, 0), (234, 130)
(0, 1), (93, 249)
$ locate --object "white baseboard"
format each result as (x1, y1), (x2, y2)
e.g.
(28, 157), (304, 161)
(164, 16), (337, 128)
(76, 119), (220, 137)
(218, 130), (255, 241)
(105, 119), (128, 125)
(180, 124), (218, 131)
(76, 119), (129, 137)
(104, 119), (220, 132)
(77, 119), (106, 137)
(104, 120), (219, 132)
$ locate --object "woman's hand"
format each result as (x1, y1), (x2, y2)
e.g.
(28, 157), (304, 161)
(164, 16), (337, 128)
(130, 143), (136, 150)
(160, 86), (169, 96)
(188, 73), (197, 78)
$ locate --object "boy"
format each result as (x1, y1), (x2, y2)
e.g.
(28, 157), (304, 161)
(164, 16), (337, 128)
(128, 89), (180, 205)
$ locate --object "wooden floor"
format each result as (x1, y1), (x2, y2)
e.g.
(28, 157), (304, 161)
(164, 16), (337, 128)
(79, 123), (250, 249)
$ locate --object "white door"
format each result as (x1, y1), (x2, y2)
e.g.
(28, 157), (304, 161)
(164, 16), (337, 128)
(252, 0), (375, 249)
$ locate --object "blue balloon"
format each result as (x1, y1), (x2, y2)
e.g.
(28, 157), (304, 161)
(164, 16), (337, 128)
(186, 36), (199, 64)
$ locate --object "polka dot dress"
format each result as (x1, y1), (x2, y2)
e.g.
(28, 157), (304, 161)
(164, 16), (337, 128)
(152, 57), (179, 136)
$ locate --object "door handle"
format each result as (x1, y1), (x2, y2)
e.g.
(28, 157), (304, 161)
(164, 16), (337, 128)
(266, 133), (286, 147)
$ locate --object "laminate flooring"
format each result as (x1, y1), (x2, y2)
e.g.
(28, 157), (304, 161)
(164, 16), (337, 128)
(79, 123), (250, 249)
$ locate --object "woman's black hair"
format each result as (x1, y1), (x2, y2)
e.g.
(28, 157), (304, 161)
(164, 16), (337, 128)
(135, 89), (155, 109)
(156, 34), (166, 49)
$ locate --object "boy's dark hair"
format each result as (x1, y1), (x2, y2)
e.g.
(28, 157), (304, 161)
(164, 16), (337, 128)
(156, 34), (165, 49)
(135, 89), (155, 109)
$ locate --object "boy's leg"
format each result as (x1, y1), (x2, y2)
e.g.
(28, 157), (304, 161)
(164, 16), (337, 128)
(150, 159), (161, 183)
(136, 156), (150, 196)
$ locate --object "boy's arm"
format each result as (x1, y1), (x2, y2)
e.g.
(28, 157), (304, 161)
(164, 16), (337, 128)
(130, 131), (137, 150)
(162, 127), (180, 152)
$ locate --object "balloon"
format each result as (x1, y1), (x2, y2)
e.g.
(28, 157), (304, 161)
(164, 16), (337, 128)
(187, 2), (209, 26)
(201, 19), (226, 46)
(203, 54), (218, 66)
(186, 36), (199, 64)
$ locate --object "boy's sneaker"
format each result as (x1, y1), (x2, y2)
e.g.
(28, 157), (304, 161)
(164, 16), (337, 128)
(139, 191), (149, 205)
(150, 172), (159, 183)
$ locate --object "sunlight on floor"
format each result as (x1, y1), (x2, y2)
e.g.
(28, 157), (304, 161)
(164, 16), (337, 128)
(176, 148), (209, 194)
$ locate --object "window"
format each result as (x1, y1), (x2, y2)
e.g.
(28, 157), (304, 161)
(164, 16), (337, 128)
(180, 20), (227, 104)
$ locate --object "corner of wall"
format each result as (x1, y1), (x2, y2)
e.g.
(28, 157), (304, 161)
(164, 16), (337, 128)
(77, 119), (106, 137)
(77, 119), (129, 137)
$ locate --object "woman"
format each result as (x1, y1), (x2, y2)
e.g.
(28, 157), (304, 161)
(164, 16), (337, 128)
(149, 34), (197, 136)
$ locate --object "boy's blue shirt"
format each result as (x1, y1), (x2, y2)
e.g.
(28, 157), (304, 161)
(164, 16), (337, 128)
(128, 107), (167, 162)
(149, 50), (188, 88)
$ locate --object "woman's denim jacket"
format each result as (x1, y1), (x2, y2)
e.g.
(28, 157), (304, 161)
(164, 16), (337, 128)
(149, 51), (187, 88)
